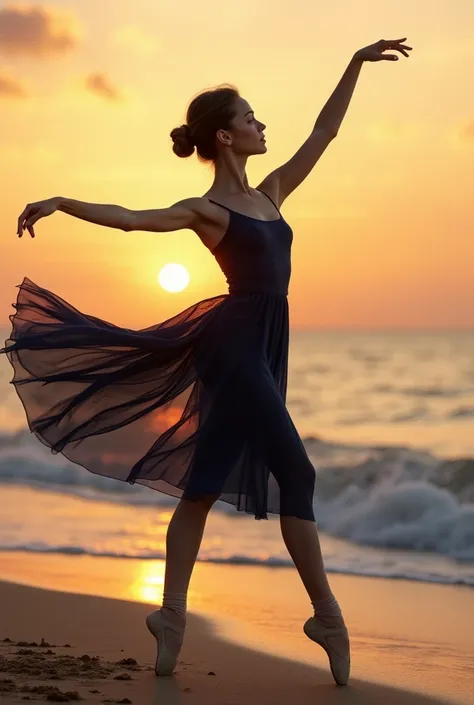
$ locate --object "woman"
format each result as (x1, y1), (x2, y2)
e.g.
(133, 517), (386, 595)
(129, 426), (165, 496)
(3, 38), (411, 685)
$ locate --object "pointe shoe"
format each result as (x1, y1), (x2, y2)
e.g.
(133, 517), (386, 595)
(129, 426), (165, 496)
(303, 615), (351, 686)
(145, 608), (185, 676)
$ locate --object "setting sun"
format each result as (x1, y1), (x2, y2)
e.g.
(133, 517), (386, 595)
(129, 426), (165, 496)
(157, 263), (190, 293)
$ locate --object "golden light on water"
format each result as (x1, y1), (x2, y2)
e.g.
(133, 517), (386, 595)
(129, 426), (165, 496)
(157, 263), (190, 293)
(129, 560), (165, 603)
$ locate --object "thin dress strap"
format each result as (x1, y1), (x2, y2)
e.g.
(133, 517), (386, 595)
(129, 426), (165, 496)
(205, 190), (280, 218)
(256, 188), (281, 217)
(206, 197), (229, 210)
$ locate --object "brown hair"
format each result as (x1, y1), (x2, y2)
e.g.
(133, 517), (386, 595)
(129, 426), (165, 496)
(170, 84), (240, 164)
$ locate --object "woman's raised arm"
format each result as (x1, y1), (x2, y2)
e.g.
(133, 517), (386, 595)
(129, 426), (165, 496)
(17, 197), (202, 238)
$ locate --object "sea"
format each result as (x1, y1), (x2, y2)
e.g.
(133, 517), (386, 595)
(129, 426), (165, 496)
(1, 326), (473, 587)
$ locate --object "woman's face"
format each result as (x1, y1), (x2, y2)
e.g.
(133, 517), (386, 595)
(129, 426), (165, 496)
(218, 97), (267, 156)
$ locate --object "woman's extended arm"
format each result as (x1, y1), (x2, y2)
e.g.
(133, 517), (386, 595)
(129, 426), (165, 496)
(17, 197), (132, 238)
(256, 38), (412, 204)
(58, 198), (132, 230)
(17, 197), (201, 238)
(313, 37), (412, 134)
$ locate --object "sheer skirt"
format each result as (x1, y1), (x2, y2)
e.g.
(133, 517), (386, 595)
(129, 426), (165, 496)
(1, 277), (316, 520)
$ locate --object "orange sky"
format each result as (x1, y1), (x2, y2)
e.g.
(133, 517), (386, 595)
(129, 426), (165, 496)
(1, 0), (473, 330)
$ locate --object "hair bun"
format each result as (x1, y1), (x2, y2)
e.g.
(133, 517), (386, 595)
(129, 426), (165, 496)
(170, 123), (195, 158)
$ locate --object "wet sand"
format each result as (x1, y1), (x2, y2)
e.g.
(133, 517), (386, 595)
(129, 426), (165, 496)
(0, 564), (473, 704)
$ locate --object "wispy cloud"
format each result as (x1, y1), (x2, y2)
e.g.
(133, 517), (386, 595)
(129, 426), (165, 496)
(0, 69), (28, 98)
(112, 25), (158, 55)
(84, 72), (123, 102)
(0, 5), (81, 57)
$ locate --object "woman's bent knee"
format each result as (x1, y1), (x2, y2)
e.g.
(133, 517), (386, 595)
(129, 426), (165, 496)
(278, 461), (316, 520)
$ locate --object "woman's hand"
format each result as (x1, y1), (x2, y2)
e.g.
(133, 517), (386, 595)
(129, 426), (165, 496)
(17, 196), (62, 238)
(354, 38), (412, 63)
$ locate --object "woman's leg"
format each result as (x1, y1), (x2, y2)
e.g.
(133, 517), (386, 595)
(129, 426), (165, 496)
(159, 494), (219, 655)
(279, 516), (333, 605)
(163, 495), (218, 596)
(279, 515), (345, 620)
(236, 365), (345, 626)
(279, 515), (350, 684)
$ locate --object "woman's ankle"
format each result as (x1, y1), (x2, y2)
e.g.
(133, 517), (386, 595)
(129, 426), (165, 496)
(311, 593), (343, 620)
(161, 605), (187, 627)
(161, 591), (187, 625)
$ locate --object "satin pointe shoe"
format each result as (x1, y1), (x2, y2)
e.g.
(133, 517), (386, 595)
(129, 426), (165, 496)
(145, 608), (186, 676)
(303, 615), (351, 686)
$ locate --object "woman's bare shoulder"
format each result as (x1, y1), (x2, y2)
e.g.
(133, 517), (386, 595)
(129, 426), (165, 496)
(190, 196), (229, 251)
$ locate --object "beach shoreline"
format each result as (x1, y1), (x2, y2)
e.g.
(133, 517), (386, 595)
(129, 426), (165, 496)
(0, 554), (473, 704)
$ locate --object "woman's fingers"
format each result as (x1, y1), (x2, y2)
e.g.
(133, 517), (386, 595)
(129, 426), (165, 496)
(384, 38), (413, 57)
(395, 46), (411, 57)
(355, 37), (412, 63)
(17, 206), (29, 237)
(18, 205), (39, 238)
(380, 46), (412, 60)
(25, 213), (41, 238)
(383, 37), (408, 46)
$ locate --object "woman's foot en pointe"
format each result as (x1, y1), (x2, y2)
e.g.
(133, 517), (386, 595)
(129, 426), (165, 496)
(145, 607), (186, 676)
(303, 614), (351, 686)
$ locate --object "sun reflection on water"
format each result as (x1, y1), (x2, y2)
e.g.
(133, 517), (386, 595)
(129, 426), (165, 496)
(128, 560), (166, 603)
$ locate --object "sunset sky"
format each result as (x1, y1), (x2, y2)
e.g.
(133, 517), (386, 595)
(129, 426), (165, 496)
(1, 0), (473, 330)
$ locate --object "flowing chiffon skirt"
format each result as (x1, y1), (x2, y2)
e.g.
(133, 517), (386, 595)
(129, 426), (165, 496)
(1, 277), (316, 520)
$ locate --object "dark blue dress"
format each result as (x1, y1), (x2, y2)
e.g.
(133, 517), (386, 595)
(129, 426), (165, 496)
(1, 189), (316, 520)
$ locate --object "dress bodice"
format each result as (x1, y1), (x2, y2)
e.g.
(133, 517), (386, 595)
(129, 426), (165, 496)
(206, 190), (293, 296)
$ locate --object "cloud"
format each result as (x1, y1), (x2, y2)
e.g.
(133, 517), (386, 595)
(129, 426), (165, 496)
(0, 69), (28, 98)
(0, 5), (80, 57)
(112, 26), (158, 55)
(85, 73), (123, 102)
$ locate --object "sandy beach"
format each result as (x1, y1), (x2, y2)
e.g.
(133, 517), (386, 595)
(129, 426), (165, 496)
(0, 553), (473, 705)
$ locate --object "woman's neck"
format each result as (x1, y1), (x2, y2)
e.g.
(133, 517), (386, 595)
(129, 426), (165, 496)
(209, 154), (251, 197)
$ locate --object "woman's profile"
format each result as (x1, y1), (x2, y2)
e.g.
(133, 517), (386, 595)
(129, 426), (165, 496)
(2, 38), (412, 686)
